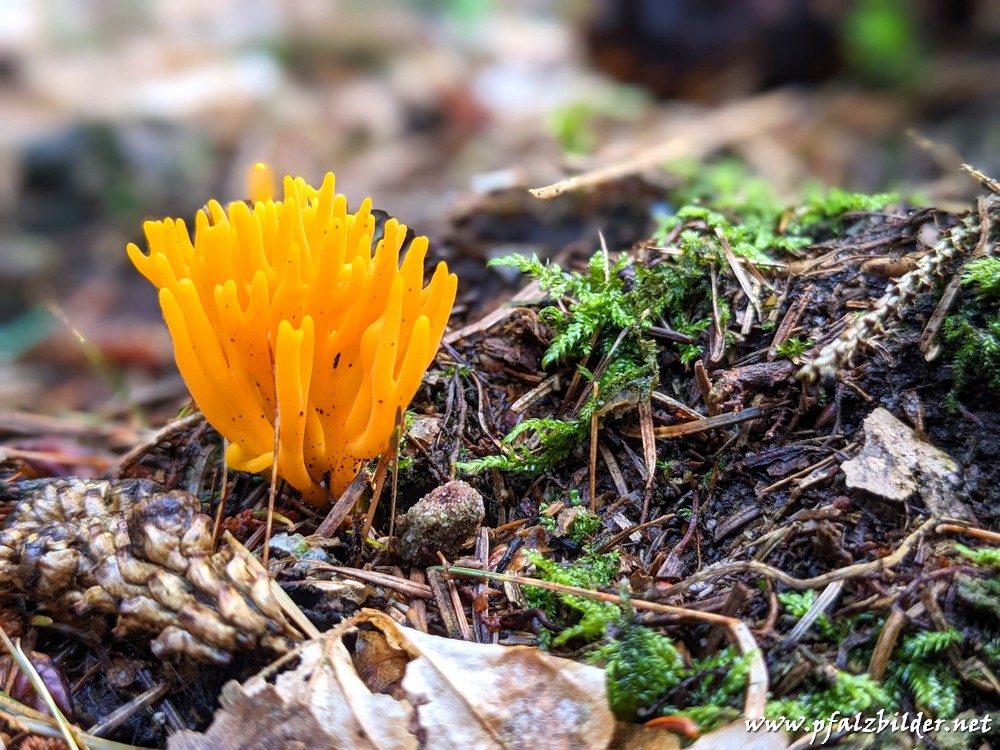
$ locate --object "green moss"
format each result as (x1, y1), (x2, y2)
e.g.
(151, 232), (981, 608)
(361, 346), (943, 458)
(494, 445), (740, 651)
(772, 337), (814, 360)
(955, 542), (1000, 569)
(588, 621), (686, 721)
(778, 589), (844, 639)
(539, 490), (603, 542)
(566, 509), (602, 541)
(659, 158), (896, 255)
(943, 257), (1000, 396)
(882, 629), (964, 719)
(474, 245), (692, 480)
(665, 157), (787, 220)
(793, 184), (899, 230)
(771, 591), (965, 728)
(767, 670), (891, 723)
(523, 549), (620, 646)
(456, 417), (583, 476)
(547, 88), (646, 156)
(586, 615), (750, 730)
(471, 161), (898, 484)
(548, 102), (598, 155)
(491, 250), (644, 368)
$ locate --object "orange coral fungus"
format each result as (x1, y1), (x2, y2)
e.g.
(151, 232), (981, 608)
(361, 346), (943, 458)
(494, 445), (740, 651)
(128, 164), (457, 506)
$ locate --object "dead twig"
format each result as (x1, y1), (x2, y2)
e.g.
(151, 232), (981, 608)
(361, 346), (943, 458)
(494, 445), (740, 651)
(315, 470), (369, 537)
(0, 629), (81, 750)
(936, 522), (1000, 545)
(304, 562), (434, 599)
(777, 580), (844, 650)
(427, 567), (465, 640)
(716, 226), (765, 327)
(656, 491), (699, 579)
(694, 361), (714, 415)
(673, 516), (937, 591)
(638, 396), (656, 522)
(867, 608), (906, 681)
(598, 442), (629, 497)
(590, 382), (599, 512)
(625, 406), (763, 440)
(767, 287), (812, 361)
(115, 412), (204, 474)
(529, 90), (802, 200)
(87, 680), (171, 738)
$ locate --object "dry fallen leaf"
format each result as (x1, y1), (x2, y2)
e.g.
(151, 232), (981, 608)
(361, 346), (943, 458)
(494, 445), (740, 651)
(168, 608), (616, 750)
(352, 627), (409, 696)
(687, 721), (788, 750)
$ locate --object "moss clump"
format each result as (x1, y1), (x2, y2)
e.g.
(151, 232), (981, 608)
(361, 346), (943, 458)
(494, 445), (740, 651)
(771, 336), (814, 361)
(662, 158), (897, 253)
(943, 256), (1000, 399)
(457, 416), (583, 477)
(523, 549), (620, 646)
(588, 616), (750, 730)
(539, 490), (603, 543)
(885, 629), (964, 719)
(463, 161), (896, 483)
(588, 620), (686, 721)
(767, 670), (891, 724)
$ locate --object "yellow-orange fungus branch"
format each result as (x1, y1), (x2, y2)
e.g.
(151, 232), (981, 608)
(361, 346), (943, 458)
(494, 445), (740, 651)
(128, 164), (457, 506)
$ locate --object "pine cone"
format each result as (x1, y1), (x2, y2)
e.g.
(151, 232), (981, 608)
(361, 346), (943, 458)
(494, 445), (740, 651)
(0, 479), (300, 663)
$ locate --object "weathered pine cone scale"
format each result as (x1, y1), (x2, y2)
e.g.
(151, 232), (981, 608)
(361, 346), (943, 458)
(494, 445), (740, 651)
(0, 479), (300, 663)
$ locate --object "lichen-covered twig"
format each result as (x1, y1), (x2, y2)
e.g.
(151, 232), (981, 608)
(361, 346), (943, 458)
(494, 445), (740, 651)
(0, 479), (302, 663)
(798, 197), (993, 384)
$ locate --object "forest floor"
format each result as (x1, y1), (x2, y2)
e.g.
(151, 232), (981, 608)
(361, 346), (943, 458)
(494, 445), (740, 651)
(2, 161), (999, 749)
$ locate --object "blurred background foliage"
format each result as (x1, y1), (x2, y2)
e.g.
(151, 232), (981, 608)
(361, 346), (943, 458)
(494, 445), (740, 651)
(0, 0), (998, 414)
